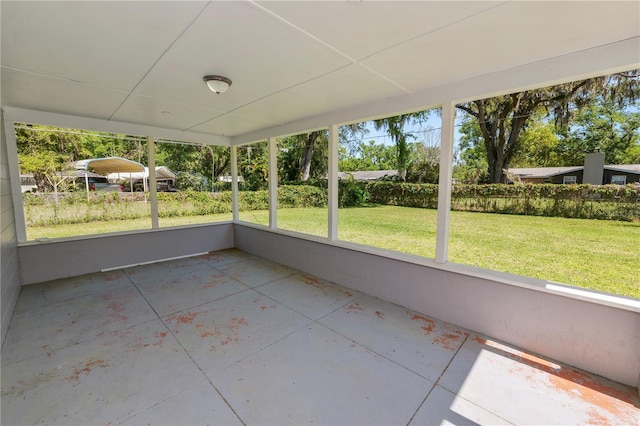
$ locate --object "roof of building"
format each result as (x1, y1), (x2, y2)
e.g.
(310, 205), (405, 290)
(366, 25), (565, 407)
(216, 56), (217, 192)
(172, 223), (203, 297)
(108, 166), (176, 181)
(508, 164), (640, 179)
(338, 170), (398, 181)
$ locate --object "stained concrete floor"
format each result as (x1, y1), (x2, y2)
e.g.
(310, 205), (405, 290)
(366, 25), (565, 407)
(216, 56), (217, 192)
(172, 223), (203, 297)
(1, 249), (638, 425)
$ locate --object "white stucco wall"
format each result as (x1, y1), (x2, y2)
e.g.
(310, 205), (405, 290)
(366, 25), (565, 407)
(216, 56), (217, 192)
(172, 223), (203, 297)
(18, 223), (234, 285)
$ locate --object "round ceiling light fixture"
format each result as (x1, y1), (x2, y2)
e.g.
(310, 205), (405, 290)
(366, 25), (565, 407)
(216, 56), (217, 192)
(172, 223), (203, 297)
(203, 75), (232, 94)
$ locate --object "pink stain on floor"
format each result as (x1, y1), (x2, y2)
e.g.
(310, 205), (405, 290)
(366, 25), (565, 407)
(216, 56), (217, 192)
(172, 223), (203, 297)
(167, 311), (199, 325)
(346, 303), (364, 314)
(203, 275), (226, 289)
(198, 317), (249, 351)
(375, 311), (385, 319)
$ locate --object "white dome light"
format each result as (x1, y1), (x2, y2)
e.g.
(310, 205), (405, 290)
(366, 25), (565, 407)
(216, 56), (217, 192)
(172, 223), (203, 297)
(203, 75), (232, 94)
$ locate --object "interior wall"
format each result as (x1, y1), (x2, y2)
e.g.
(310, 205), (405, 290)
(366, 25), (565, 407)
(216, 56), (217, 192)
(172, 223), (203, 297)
(18, 223), (234, 285)
(1, 111), (23, 345)
(234, 224), (639, 389)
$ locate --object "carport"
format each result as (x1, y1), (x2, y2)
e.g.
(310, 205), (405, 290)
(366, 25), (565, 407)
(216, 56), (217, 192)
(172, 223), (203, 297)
(74, 156), (145, 193)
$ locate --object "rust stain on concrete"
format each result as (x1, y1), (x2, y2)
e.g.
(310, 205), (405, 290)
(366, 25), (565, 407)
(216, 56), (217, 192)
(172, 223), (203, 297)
(202, 317), (250, 351)
(408, 312), (435, 334)
(64, 358), (110, 385)
(346, 303), (364, 314)
(167, 311), (199, 325)
(302, 274), (353, 298)
(433, 330), (466, 351)
(203, 274), (225, 289)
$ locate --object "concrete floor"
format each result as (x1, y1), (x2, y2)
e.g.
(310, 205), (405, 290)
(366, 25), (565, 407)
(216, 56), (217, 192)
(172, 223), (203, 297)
(2, 249), (638, 425)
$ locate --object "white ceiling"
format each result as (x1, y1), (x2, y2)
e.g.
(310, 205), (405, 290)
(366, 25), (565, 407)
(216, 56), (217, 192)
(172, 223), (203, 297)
(1, 1), (639, 146)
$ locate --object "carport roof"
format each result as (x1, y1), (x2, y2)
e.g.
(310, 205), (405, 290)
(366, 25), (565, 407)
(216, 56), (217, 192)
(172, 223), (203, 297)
(1, 1), (639, 145)
(74, 157), (145, 174)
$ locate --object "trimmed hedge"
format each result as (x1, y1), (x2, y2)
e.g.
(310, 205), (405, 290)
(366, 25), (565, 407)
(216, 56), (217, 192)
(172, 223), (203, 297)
(23, 182), (640, 226)
(23, 185), (327, 226)
(342, 181), (640, 221)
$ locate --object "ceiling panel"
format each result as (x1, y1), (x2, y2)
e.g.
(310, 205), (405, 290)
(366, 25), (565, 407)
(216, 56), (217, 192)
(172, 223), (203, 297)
(110, 95), (226, 132)
(228, 63), (406, 126)
(1, 1), (207, 91)
(1, 1), (638, 143)
(1, 68), (129, 120)
(189, 113), (282, 137)
(255, 1), (503, 60)
(361, 1), (640, 92)
(132, 1), (352, 111)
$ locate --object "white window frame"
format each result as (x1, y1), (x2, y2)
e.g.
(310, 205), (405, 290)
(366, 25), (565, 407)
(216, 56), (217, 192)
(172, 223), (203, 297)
(563, 175), (577, 184)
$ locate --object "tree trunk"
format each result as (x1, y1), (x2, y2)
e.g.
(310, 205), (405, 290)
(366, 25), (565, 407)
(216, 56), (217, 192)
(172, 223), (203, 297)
(300, 131), (321, 181)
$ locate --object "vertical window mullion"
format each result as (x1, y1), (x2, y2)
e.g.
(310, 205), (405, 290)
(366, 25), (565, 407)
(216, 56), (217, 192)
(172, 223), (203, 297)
(435, 102), (455, 263)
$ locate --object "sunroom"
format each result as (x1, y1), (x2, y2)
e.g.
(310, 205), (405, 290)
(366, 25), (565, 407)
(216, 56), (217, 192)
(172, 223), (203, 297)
(1, 1), (639, 424)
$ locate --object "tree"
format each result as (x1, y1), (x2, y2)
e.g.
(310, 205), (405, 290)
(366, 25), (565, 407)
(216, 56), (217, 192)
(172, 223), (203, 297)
(406, 142), (440, 183)
(374, 111), (429, 181)
(299, 130), (326, 181)
(339, 141), (396, 171)
(238, 142), (268, 190)
(455, 118), (489, 183)
(456, 70), (640, 183)
(406, 128), (441, 184)
(16, 124), (79, 192)
(555, 100), (640, 165)
(510, 120), (562, 167)
(277, 132), (328, 182)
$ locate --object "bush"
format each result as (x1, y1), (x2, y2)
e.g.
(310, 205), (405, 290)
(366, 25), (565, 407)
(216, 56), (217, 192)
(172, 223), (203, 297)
(355, 182), (638, 221)
(338, 177), (369, 207)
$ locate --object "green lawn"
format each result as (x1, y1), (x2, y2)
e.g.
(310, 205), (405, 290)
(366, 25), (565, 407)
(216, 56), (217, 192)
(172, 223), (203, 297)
(27, 205), (639, 298)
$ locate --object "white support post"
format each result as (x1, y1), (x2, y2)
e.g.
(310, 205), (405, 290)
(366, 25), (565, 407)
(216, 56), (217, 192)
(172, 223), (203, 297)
(328, 124), (339, 241)
(4, 119), (27, 242)
(435, 102), (455, 263)
(268, 137), (278, 230)
(231, 146), (239, 222)
(147, 136), (159, 229)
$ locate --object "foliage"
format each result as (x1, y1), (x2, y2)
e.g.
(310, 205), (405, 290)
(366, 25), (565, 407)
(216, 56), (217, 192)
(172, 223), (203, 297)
(406, 141), (440, 184)
(373, 110), (432, 180)
(509, 120), (563, 167)
(338, 175), (369, 207)
(278, 131), (328, 182)
(353, 182), (640, 221)
(556, 100), (640, 165)
(175, 171), (209, 191)
(339, 141), (396, 171)
(456, 70), (640, 183)
(15, 124), (232, 192)
(238, 142), (269, 191)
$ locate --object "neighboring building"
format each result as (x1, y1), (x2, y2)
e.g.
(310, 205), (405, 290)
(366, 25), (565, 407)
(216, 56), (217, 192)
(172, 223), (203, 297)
(19, 174), (36, 193)
(507, 153), (640, 185)
(108, 166), (176, 192)
(337, 170), (398, 181)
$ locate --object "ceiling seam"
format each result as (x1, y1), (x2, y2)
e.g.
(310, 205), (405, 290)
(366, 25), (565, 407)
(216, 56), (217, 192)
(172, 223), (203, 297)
(106, 1), (213, 122)
(358, 0), (512, 60)
(0, 65), (133, 94)
(247, 0), (411, 93)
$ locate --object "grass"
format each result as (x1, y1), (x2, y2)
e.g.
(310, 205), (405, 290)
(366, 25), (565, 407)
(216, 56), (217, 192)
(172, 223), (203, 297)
(26, 205), (639, 298)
